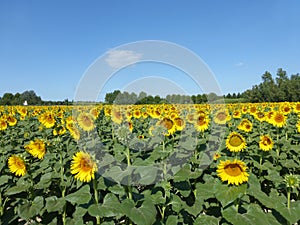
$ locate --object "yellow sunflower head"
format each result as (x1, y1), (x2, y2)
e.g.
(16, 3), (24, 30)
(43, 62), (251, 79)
(0, 118), (8, 131)
(213, 110), (231, 125)
(8, 155), (27, 176)
(226, 132), (246, 152)
(77, 112), (95, 131)
(6, 115), (17, 126)
(217, 159), (249, 185)
(259, 135), (273, 151)
(24, 139), (46, 159)
(38, 112), (56, 128)
(194, 114), (210, 132)
(173, 117), (185, 131)
(70, 151), (97, 182)
(271, 111), (286, 128)
(297, 120), (300, 133)
(293, 102), (300, 113)
(156, 117), (176, 136)
(237, 119), (253, 133)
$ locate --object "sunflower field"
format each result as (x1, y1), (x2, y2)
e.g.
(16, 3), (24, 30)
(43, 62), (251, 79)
(1, 102), (300, 225)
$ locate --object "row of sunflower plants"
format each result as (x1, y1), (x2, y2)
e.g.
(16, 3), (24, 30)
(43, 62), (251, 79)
(0, 102), (300, 224)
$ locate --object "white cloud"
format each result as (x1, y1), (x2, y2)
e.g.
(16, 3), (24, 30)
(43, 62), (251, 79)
(235, 62), (244, 67)
(105, 49), (143, 69)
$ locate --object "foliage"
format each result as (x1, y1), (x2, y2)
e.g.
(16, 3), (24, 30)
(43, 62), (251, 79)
(0, 102), (300, 224)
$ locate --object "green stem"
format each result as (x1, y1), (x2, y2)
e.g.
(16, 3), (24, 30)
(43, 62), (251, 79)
(259, 154), (263, 178)
(93, 179), (101, 225)
(60, 151), (67, 225)
(287, 188), (291, 209)
(0, 192), (3, 217)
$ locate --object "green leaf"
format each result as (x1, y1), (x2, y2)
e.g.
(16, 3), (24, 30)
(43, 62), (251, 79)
(18, 196), (44, 220)
(223, 204), (281, 225)
(135, 166), (158, 185)
(5, 184), (30, 196)
(65, 184), (91, 205)
(166, 215), (178, 225)
(88, 193), (121, 218)
(215, 183), (247, 207)
(169, 194), (182, 213)
(0, 175), (10, 186)
(121, 199), (157, 225)
(275, 201), (300, 224)
(194, 214), (220, 225)
(173, 180), (191, 198)
(45, 196), (66, 213)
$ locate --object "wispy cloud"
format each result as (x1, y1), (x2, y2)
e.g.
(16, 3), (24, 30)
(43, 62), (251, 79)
(235, 62), (244, 67)
(105, 49), (143, 69)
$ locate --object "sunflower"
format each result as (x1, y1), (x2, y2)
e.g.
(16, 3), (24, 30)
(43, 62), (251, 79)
(213, 110), (231, 125)
(237, 119), (252, 132)
(0, 118), (7, 131)
(293, 102), (300, 113)
(24, 139), (46, 159)
(253, 111), (265, 122)
(271, 111), (286, 128)
(53, 125), (66, 136)
(8, 155), (27, 176)
(280, 102), (292, 115)
(66, 124), (80, 140)
(259, 135), (273, 151)
(127, 120), (133, 132)
(217, 159), (249, 185)
(111, 109), (123, 124)
(297, 120), (300, 133)
(77, 112), (95, 131)
(213, 153), (221, 161)
(173, 117), (185, 131)
(194, 114), (210, 132)
(226, 132), (246, 152)
(232, 110), (242, 119)
(133, 109), (142, 119)
(70, 151), (97, 182)
(38, 111), (56, 128)
(6, 114), (17, 126)
(156, 117), (176, 136)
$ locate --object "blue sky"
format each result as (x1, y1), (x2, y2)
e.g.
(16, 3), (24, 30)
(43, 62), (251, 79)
(0, 0), (300, 101)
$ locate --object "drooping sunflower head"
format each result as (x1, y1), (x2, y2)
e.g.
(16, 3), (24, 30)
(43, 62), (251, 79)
(70, 151), (97, 182)
(217, 159), (249, 185)
(226, 132), (246, 152)
(259, 135), (273, 151)
(24, 139), (46, 159)
(77, 112), (95, 131)
(8, 155), (27, 176)
(271, 111), (286, 128)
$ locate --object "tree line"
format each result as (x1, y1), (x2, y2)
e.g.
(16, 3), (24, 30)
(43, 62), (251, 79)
(243, 68), (300, 102)
(0, 90), (71, 106)
(1, 68), (299, 105)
